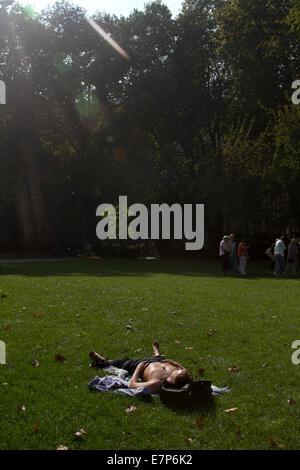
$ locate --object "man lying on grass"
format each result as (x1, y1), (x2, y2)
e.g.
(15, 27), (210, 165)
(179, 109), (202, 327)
(89, 341), (194, 394)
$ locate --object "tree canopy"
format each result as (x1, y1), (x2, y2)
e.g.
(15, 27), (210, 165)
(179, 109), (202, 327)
(0, 0), (300, 254)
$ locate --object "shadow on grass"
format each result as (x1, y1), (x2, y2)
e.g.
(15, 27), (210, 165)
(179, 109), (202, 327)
(0, 258), (291, 281)
(160, 397), (217, 417)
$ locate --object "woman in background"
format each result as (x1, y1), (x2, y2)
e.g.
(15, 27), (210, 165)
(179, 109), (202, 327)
(285, 238), (298, 276)
(238, 239), (250, 276)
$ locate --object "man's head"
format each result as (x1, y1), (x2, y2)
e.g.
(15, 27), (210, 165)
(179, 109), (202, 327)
(166, 369), (194, 387)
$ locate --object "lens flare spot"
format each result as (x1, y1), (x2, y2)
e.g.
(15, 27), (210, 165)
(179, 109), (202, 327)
(23, 3), (39, 19)
(53, 53), (73, 73)
(113, 147), (127, 162)
(86, 18), (130, 61)
(75, 89), (101, 119)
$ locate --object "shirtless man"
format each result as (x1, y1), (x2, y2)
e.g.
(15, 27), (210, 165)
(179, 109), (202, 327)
(89, 341), (194, 394)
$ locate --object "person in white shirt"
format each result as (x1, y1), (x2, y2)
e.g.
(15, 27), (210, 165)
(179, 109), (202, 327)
(219, 235), (232, 276)
(274, 236), (286, 276)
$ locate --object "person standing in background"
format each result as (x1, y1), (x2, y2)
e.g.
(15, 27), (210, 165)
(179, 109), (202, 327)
(219, 236), (232, 276)
(229, 233), (239, 272)
(238, 239), (250, 276)
(285, 238), (298, 276)
(274, 236), (286, 277)
(265, 242), (275, 275)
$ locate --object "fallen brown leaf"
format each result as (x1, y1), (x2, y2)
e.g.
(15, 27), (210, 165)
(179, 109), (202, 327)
(55, 354), (67, 363)
(228, 365), (240, 372)
(195, 416), (205, 428)
(73, 429), (87, 438)
(57, 445), (69, 450)
(187, 438), (196, 444)
(235, 430), (244, 439)
(225, 407), (238, 414)
(125, 405), (138, 414)
(288, 398), (295, 406)
(32, 360), (40, 367)
(207, 329), (216, 337)
(266, 438), (277, 448)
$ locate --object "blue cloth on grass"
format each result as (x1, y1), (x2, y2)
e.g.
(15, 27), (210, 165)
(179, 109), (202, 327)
(88, 375), (152, 398)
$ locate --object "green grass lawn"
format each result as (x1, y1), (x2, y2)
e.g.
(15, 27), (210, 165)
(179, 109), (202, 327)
(0, 258), (299, 450)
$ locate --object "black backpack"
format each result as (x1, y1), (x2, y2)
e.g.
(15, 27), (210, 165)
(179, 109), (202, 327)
(159, 380), (212, 407)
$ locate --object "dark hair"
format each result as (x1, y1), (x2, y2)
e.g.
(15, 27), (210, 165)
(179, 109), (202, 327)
(173, 369), (194, 387)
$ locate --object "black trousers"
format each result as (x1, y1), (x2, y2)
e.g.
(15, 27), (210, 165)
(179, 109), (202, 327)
(91, 355), (165, 375)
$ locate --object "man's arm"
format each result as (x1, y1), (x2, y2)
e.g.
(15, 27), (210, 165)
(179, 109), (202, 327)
(129, 362), (162, 393)
(129, 362), (147, 388)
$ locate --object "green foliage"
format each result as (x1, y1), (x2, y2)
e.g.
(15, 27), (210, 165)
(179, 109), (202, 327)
(1, 0), (300, 250)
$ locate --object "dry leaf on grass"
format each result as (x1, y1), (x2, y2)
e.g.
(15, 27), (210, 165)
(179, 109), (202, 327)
(207, 329), (216, 337)
(266, 438), (277, 448)
(288, 398), (295, 406)
(125, 405), (138, 414)
(187, 438), (196, 444)
(32, 360), (40, 367)
(235, 430), (244, 439)
(57, 445), (69, 450)
(73, 429), (87, 438)
(195, 416), (205, 428)
(174, 339), (181, 344)
(225, 407), (238, 414)
(55, 354), (67, 363)
(228, 365), (239, 372)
